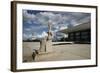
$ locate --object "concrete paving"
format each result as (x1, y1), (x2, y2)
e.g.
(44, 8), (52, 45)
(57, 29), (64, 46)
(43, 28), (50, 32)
(23, 42), (90, 62)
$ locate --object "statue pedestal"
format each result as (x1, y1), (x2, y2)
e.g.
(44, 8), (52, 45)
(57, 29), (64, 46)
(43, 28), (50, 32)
(38, 39), (53, 54)
(39, 38), (46, 53)
(46, 39), (53, 52)
(38, 22), (53, 54)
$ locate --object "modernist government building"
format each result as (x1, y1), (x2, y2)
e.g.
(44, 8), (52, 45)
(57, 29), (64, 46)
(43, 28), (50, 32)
(62, 17), (91, 44)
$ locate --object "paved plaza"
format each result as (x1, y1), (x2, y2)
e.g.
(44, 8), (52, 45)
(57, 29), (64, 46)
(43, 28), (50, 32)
(23, 42), (90, 62)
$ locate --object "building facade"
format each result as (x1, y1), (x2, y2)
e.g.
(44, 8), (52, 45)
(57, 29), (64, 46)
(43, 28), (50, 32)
(62, 21), (91, 44)
(68, 29), (90, 43)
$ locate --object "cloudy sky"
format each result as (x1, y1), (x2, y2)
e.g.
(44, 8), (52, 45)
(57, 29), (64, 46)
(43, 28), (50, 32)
(23, 9), (91, 40)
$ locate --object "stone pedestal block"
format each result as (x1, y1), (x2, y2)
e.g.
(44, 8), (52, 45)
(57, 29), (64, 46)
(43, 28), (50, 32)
(46, 39), (53, 52)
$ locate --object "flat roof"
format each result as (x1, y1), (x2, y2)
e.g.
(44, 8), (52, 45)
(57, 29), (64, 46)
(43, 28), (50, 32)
(61, 21), (90, 33)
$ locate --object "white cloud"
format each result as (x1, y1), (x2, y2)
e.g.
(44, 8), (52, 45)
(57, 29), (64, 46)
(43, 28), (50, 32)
(23, 10), (36, 20)
(23, 11), (70, 26)
(24, 28), (31, 31)
(23, 10), (90, 27)
(23, 10), (90, 39)
(36, 31), (48, 38)
(23, 33), (32, 40)
(59, 26), (68, 30)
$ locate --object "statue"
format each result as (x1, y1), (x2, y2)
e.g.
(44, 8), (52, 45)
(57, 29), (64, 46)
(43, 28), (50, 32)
(38, 21), (53, 54)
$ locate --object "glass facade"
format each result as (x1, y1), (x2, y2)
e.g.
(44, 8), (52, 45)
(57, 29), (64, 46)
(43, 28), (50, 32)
(68, 29), (90, 43)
